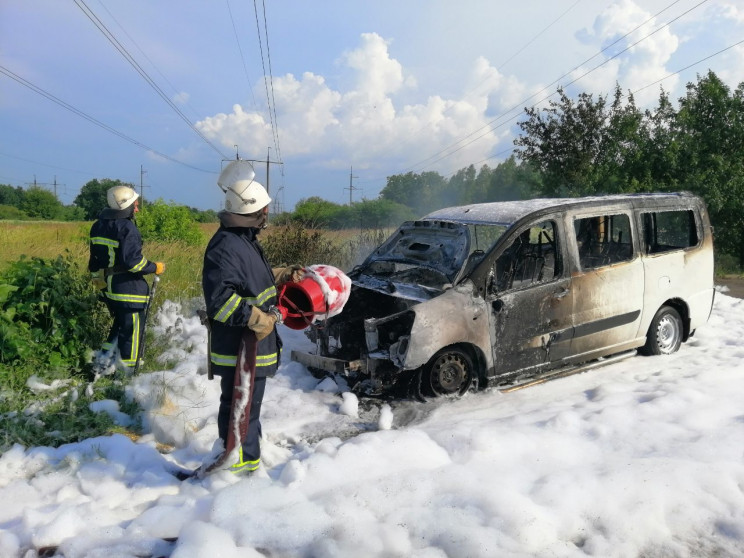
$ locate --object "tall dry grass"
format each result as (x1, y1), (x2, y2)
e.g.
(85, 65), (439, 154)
(0, 221), (386, 306)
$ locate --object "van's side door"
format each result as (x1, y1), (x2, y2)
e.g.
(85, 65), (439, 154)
(486, 217), (574, 376)
(568, 210), (645, 360)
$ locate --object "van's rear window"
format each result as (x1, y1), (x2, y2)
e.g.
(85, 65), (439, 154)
(642, 210), (698, 254)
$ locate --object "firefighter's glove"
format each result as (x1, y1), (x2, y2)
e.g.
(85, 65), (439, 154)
(91, 273), (106, 291)
(248, 306), (277, 341)
(272, 264), (303, 285)
(155, 262), (166, 275)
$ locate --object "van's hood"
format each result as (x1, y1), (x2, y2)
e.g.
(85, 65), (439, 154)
(352, 272), (442, 303)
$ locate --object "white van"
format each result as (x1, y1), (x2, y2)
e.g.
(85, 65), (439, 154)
(292, 192), (715, 398)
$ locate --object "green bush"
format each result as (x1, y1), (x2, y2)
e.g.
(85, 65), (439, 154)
(0, 254), (141, 451)
(0, 254), (109, 382)
(136, 199), (204, 245)
(0, 204), (28, 220)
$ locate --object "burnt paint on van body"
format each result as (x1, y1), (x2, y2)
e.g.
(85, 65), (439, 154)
(292, 193), (715, 398)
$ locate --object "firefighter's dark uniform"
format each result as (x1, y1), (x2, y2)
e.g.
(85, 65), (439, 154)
(202, 219), (281, 473)
(88, 206), (157, 368)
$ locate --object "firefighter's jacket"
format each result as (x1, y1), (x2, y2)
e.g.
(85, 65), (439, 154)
(88, 208), (156, 310)
(202, 223), (281, 378)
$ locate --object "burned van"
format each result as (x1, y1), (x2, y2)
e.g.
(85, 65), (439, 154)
(291, 192), (715, 398)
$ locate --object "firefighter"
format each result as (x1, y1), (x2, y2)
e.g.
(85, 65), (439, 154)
(202, 163), (299, 475)
(88, 185), (165, 373)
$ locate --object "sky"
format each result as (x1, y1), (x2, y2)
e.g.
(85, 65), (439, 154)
(1, 1), (744, 213)
(0, 289), (743, 557)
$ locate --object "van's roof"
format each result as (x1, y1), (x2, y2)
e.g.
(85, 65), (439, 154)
(423, 192), (699, 226)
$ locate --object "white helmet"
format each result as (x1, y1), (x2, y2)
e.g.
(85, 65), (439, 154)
(218, 160), (256, 191)
(107, 185), (139, 210)
(224, 179), (271, 214)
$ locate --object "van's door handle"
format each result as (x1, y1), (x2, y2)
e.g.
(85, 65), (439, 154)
(552, 287), (570, 299)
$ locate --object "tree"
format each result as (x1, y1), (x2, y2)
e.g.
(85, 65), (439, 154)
(447, 165), (477, 207)
(22, 186), (62, 220)
(380, 171), (447, 216)
(292, 197), (345, 228)
(136, 199), (204, 245)
(350, 199), (415, 229)
(485, 156), (537, 201)
(675, 72), (744, 267)
(515, 87), (609, 196)
(0, 184), (25, 208)
(74, 178), (131, 220)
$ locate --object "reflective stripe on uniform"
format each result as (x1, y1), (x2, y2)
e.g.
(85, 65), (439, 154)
(210, 351), (278, 368)
(215, 293), (241, 322)
(213, 286), (278, 323)
(128, 256), (148, 273)
(256, 352), (278, 367)
(121, 313), (141, 366)
(244, 286), (277, 307)
(91, 237), (119, 268)
(210, 352), (237, 366)
(230, 447), (260, 473)
(106, 292), (150, 304)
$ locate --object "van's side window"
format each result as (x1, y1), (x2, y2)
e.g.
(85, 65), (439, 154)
(495, 220), (560, 290)
(574, 213), (633, 269)
(642, 210), (698, 254)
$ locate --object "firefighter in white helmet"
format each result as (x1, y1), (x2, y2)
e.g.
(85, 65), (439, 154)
(88, 185), (165, 373)
(201, 160), (301, 474)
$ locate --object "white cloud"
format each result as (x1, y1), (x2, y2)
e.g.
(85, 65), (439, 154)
(195, 33), (517, 176)
(340, 33), (406, 101)
(575, 0), (680, 105)
(718, 1), (744, 25)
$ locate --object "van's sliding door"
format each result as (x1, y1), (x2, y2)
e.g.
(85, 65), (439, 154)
(568, 211), (644, 360)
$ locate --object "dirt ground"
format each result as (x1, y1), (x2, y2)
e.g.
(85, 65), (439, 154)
(716, 275), (744, 299)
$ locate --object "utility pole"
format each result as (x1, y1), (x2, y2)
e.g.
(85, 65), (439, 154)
(51, 176), (65, 200)
(25, 175), (51, 192)
(140, 165), (147, 204)
(344, 166), (359, 205)
(241, 148), (283, 195)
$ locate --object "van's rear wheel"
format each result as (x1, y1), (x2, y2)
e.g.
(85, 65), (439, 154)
(424, 348), (474, 397)
(642, 306), (683, 355)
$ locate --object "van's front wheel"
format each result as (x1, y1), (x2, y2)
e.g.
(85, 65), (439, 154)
(643, 306), (683, 355)
(424, 348), (474, 397)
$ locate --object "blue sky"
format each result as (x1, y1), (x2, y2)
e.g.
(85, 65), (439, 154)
(1, 0), (743, 212)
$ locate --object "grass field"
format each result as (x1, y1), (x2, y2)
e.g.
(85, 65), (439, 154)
(0, 221), (219, 305)
(0, 220), (383, 307)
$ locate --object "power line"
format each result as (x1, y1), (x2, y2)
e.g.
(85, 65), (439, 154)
(261, 0), (282, 163)
(632, 38), (744, 94)
(252, 0), (282, 162)
(73, 0), (230, 160)
(225, 0), (258, 111)
(436, 35), (744, 179)
(0, 64), (215, 173)
(401, 0), (706, 176)
(94, 0), (204, 124)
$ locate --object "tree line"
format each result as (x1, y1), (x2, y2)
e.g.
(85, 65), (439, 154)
(0, 178), (218, 223)
(371, 70), (743, 268)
